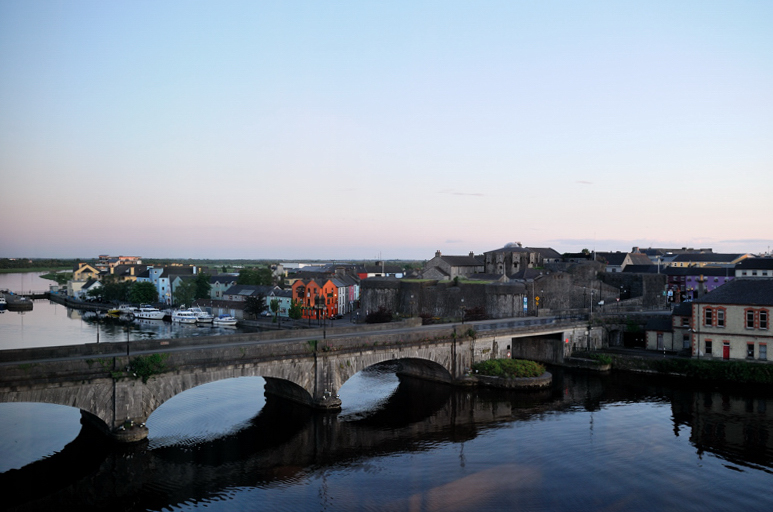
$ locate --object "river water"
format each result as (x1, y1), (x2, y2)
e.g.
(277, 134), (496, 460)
(0, 272), (260, 350)
(1, 273), (773, 511)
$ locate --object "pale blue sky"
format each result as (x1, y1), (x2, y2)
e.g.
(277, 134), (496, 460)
(1, 1), (771, 259)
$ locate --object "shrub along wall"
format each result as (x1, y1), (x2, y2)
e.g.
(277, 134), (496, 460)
(608, 355), (773, 386)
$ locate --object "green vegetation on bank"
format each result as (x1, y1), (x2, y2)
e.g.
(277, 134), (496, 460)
(39, 272), (73, 284)
(0, 267), (72, 274)
(472, 359), (546, 378)
(0, 258), (80, 272)
(607, 354), (773, 386)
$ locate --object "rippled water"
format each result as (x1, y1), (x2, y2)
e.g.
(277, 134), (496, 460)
(1, 367), (772, 512)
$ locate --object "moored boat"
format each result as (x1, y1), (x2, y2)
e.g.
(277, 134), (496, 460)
(172, 308), (198, 323)
(188, 306), (214, 323)
(134, 304), (165, 320)
(212, 314), (238, 326)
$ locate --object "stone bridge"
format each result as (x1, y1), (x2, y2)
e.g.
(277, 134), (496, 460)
(0, 317), (600, 442)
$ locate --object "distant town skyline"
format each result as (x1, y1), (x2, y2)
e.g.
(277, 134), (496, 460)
(2, 1), (772, 260)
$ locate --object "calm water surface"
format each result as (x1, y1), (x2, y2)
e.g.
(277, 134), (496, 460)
(1, 366), (772, 512)
(0, 272), (259, 350)
(2, 273), (772, 511)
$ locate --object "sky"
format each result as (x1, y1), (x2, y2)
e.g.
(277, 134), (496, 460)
(1, 1), (772, 260)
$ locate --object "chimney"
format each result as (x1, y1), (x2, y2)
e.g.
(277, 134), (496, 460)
(435, 250), (441, 258)
(469, 251), (474, 257)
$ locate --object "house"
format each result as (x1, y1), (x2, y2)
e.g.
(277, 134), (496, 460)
(690, 278), (772, 361)
(209, 274), (239, 299)
(292, 279), (339, 319)
(267, 288), (294, 317)
(735, 258), (773, 278)
(669, 253), (750, 268)
(356, 263), (404, 279)
(223, 284), (280, 302)
(665, 267), (734, 302)
(645, 302), (692, 352)
(78, 278), (102, 300)
(73, 262), (102, 282)
(595, 252), (652, 273)
(109, 264), (150, 282)
(422, 251), (484, 280)
(483, 244), (539, 276)
(529, 247), (563, 264)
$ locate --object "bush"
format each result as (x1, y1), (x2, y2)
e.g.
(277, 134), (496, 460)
(472, 358), (545, 378)
(366, 306), (393, 324)
(588, 353), (612, 365)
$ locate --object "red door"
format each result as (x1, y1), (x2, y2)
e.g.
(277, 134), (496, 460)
(723, 342), (730, 360)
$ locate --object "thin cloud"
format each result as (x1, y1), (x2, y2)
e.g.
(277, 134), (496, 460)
(439, 190), (485, 197)
(576, 180), (593, 185)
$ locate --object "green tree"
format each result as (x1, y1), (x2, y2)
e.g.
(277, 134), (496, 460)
(173, 279), (196, 307)
(288, 299), (303, 320)
(129, 281), (158, 304)
(270, 298), (279, 320)
(194, 272), (211, 300)
(237, 267), (273, 286)
(244, 294), (268, 319)
(99, 275), (132, 303)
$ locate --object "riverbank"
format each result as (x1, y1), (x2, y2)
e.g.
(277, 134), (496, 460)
(580, 348), (773, 387)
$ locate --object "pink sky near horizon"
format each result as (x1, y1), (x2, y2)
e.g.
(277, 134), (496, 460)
(1, 1), (772, 260)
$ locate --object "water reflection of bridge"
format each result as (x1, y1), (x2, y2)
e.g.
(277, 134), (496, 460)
(5, 369), (772, 511)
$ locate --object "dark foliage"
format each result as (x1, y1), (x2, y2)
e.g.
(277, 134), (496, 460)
(366, 306), (393, 324)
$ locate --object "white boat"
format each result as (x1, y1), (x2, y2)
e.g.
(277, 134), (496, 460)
(188, 306), (214, 323)
(172, 308), (198, 323)
(109, 304), (137, 316)
(134, 304), (165, 320)
(213, 314), (238, 326)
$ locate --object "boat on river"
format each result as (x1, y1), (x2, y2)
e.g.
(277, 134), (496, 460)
(213, 314), (238, 326)
(0, 296), (6, 311)
(134, 304), (165, 320)
(172, 308), (198, 323)
(188, 306), (214, 323)
(108, 304), (137, 316)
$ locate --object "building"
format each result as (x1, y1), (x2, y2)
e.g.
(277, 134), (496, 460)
(735, 258), (773, 278)
(422, 251), (484, 280)
(669, 253), (750, 268)
(690, 278), (772, 361)
(292, 279), (339, 319)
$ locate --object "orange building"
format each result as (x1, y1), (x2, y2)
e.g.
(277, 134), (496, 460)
(292, 279), (339, 319)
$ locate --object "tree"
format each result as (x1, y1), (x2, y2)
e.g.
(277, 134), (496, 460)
(288, 299), (303, 320)
(244, 294), (268, 319)
(129, 281), (158, 304)
(237, 267), (273, 286)
(194, 272), (211, 300)
(173, 279), (196, 307)
(270, 298), (279, 318)
(99, 275), (132, 303)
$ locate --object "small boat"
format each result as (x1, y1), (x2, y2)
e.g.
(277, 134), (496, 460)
(213, 314), (238, 326)
(188, 306), (214, 323)
(172, 308), (198, 323)
(109, 304), (137, 316)
(134, 304), (165, 320)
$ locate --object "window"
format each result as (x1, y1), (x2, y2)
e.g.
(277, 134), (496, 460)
(705, 309), (713, 326)
(747, 343), (755, 358)
(683, 335), (690, 349)
(742, 271), (747, 276)
(761, 311), (768, 330)
(752, 271), (758, 276)
(705, 340), (712, 355)
(761, 344), (768, 361)
(747, 310), (755, 329)
(682, 317), (689, 327)
(717, 310), (724, 327)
